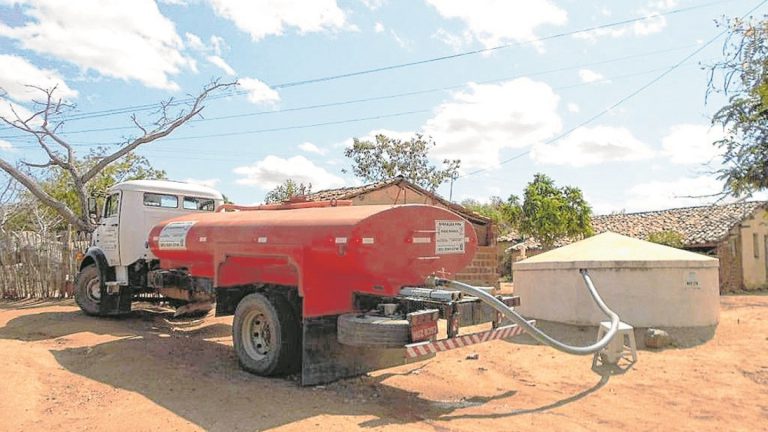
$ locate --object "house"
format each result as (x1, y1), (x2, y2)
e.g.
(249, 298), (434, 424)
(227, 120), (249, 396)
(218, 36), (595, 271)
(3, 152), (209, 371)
(307, 176), (499, 286)
(499, 201), (768, 292)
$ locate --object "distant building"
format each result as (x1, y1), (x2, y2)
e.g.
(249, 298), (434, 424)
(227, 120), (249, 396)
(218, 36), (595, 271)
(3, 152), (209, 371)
(307, 176), (499, 286)
(499, 201), (768, 292)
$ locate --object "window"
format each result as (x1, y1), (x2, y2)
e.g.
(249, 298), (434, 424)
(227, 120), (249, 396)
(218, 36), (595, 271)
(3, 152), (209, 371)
(754, 233), (760, 258)
(144, 193), (178, 208)
(104, 193), (120, 218)
(183, 196), (216, 211)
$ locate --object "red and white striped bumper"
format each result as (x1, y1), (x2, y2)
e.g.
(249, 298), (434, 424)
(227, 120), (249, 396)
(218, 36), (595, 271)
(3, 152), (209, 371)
(404, 321), (536, 359)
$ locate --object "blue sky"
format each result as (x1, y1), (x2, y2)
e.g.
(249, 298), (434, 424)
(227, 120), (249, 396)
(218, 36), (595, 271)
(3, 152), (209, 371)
(0, 0), (764, 213)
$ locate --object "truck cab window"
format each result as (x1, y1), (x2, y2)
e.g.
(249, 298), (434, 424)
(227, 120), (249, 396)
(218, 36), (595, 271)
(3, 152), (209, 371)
(144, 193), (178, 208)
(104, 193), (120, 218)
(183, 196), (216, 211)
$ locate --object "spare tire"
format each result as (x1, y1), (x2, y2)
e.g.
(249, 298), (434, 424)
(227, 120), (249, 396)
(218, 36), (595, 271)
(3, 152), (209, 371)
(337, 313), (410, 348)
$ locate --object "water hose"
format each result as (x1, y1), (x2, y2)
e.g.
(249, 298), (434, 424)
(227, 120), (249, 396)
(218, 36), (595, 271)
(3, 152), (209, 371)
(430, 269), (620, 356)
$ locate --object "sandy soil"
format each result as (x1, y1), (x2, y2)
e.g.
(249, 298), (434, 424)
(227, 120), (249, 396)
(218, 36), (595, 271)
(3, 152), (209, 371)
(0, 295), (766, 432)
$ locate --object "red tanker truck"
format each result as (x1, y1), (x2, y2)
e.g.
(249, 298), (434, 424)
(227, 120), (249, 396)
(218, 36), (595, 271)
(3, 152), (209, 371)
(76, 180), (523, 385)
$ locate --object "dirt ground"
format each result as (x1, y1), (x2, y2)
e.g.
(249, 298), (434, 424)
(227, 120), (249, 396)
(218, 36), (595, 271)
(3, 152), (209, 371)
(0, 295), (766, 432)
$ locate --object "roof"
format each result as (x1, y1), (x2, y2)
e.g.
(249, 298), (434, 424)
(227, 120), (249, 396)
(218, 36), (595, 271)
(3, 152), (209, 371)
(514, 232), (718, 271)
(306, 176), (491, 225)
(592, 201), (767, 246)
(499, 201), (767, 249)
(111, 180), (223, 199)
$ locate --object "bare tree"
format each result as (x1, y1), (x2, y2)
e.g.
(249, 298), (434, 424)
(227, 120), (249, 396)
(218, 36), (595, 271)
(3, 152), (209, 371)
(0, 81), (234, 232)
(0, 172), (22, 234)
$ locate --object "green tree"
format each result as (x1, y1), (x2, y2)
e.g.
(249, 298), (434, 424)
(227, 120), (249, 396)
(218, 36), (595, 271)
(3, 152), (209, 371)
(343, 133), (460, 191)
(709, 17), (768, 196)
(462, 195), (521, 236)
(264, 179), (312, 204)
(647, 230), (685, 248)
(519, 173), (593, 248)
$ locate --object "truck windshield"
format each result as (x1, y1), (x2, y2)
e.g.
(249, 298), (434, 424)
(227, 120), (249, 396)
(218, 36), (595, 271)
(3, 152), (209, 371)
(183, 196), (216, 211)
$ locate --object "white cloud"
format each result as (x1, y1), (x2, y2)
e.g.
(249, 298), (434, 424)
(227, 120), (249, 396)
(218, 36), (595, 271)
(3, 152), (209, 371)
(206, 55), (236, 76)
(578, 68), (604, 83)
(183, 178), (221, 188)
(239, 77), (280, 105)
(0, 54), (78, 102)
(426, 0), (567, 49)
(423, 78), (562, 169)
(360, 0), (387, 9)
(432, 28), (472, 52)
(339, 128), (416, 149)
(389, 30), (411, 49)
(624, 176), (723, 212)
(185, 32), (206, 51)
(159, 0), (188, 5)
(0, 99), (35, 123)
(532, 126), (654, 167)
(567, 102), (580, 113)
(0, 0), (192, 90)
(574, 1), (675, 42)
(210, 36), (227, 56)
(206, 0), (349, 41)
(374, 22), (385, 33)
(661, 124), (724, 165)
(298, 142), (327, 155)
(0, 139), (14, 151)
(234, 155), (345, 190)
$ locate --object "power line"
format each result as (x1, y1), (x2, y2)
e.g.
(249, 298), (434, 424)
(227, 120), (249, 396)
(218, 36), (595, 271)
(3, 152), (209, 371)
(0, 0), (735, 130)
(458, 0), (768, 180)
(0, 45), (702, 141)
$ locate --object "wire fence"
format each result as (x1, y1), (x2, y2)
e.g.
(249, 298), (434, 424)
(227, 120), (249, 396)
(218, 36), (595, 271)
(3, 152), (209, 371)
(0, 229), (89, 299)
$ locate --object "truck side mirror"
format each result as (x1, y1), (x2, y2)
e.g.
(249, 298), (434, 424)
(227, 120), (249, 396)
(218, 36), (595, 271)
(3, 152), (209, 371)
(88, 197), (99, 219)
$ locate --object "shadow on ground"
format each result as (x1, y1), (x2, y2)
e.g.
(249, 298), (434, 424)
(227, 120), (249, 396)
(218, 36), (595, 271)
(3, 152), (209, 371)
(0, 307), (614, 431)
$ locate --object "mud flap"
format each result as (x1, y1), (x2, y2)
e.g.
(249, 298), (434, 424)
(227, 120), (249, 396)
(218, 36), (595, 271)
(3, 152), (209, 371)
(98, 284), (132, 315)
(301, 315), (434, 386)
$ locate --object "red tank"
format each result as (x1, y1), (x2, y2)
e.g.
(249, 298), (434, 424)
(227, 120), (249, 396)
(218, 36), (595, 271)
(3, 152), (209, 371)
(148, 204), (477, 317)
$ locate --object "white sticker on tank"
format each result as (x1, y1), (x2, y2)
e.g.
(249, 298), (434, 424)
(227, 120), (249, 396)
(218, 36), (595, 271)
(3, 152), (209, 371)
(435, 220), (465, 254)
(362, 237), (375, 244)
(158, 221), (196, 250)
(335, 237), (348, 244)
(412, 237), (431, 244)
(258, 237), (268, 244)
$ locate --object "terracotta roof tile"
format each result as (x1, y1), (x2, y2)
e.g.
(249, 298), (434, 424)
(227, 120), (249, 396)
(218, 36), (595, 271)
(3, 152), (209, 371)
(592, 201), (767, 246)
(306, 176), (491, 224)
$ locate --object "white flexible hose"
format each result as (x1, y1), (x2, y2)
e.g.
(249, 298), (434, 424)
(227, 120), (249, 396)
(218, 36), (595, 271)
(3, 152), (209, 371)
(433, 269), (620, 356)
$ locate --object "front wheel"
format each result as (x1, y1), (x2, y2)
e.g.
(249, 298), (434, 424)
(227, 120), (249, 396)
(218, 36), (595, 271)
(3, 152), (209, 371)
(74, 264), (103, 316)
(232, 293), (300, 376)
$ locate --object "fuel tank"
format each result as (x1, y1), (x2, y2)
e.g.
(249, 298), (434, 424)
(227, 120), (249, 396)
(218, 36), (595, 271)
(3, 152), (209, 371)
(148, 204), (477, 316)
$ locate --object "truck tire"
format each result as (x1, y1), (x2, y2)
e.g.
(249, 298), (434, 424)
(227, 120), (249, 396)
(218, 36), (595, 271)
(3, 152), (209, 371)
(232, 293), (300, 376)
(74, 264), (104, 316)
(337, 313), (410, 348)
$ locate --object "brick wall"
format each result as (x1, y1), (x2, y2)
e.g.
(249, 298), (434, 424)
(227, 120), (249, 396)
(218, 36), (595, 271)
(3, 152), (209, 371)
(455, 246), (499, 287)
(716, 231), (744, 292)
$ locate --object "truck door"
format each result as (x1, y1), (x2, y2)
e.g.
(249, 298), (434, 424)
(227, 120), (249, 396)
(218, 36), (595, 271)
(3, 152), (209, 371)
(96, 192), (121, 266)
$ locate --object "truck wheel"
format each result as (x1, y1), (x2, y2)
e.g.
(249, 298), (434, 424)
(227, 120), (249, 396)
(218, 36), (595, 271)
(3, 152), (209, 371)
(337, 313), (410, 348)
(233, 293), (300, 376)
(74, 264), (102, 316)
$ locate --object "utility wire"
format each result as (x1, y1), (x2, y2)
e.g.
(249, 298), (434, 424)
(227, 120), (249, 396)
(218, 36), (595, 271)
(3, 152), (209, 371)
(0, 46), (702, 142)
(457, 0), (768, 180)
(0, 0), (735, 130)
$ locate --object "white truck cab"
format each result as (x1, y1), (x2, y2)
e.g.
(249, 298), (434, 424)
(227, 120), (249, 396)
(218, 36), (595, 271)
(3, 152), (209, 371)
(95, 179), (224, 276)
(79, 180), (224, 316)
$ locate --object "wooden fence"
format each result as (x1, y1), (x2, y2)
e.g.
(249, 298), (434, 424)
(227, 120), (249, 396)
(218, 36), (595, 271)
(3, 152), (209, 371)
(0, 230), (89, 299)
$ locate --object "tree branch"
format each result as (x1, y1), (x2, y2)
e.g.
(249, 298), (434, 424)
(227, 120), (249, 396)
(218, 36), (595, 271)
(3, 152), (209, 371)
(81, 81), (234, 183)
